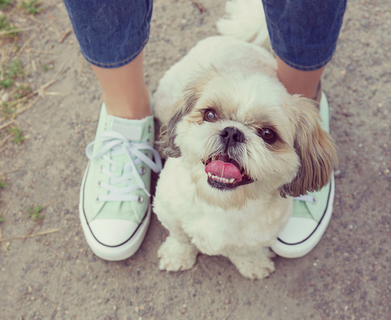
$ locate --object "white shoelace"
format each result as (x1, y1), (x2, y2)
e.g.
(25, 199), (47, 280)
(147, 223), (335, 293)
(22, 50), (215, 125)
(293, 195), (316, 203)
(86, 131), (162, 202)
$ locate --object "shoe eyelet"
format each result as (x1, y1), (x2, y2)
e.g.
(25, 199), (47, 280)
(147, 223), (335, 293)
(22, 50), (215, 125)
(95, 197), (100, 203)
(97, 181), (101, 187)
(312, 197), (318, 204)
(148, 125), (152, 133)
(140, 166), (146, 175)
(147, 139), (150, 144)
(138, 196), (144, 203)
(99, 166), (103, 173)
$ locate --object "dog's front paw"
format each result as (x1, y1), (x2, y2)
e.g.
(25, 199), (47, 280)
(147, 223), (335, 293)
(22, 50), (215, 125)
(229, 249), (275, 280)
(234, 258), (275, 280)
(157, 236), (198, 272)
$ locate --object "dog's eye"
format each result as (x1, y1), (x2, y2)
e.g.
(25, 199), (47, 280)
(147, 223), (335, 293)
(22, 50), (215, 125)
(258, 128), (276, 143)
(204, 110), (218, 122)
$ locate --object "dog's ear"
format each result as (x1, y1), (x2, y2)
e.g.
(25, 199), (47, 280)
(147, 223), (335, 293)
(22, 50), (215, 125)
(279, 95), (338, 198)
(158, 99), (186, 158)
(158, 85), (204, 158)
(159, 66), (222, 158)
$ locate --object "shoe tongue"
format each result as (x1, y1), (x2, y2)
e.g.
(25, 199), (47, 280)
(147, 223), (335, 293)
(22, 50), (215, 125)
(108, 116), (145, 141)
(205, 160), (242, 182)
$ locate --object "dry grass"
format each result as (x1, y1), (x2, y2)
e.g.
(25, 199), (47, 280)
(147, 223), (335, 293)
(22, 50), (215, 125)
(0, 0), (66, 148)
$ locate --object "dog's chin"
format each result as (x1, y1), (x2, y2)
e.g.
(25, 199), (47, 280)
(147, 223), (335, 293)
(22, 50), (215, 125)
(198, 176), (260, 210)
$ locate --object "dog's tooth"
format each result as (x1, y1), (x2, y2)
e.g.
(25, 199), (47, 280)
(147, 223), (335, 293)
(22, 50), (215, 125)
(230, 178), (235, 183)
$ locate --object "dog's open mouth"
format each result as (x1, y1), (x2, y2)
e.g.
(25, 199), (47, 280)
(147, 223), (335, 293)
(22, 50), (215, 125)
(203, 154), (254, 190)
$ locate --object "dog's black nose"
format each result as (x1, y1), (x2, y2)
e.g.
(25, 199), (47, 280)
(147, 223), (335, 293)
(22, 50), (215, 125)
(220, 127), (245, 148)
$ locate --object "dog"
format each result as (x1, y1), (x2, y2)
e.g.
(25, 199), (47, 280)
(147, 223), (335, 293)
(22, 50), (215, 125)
(152, 0), (337, 280)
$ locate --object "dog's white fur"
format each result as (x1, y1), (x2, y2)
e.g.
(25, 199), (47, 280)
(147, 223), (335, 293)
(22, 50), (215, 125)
(152, 1), (337, 280)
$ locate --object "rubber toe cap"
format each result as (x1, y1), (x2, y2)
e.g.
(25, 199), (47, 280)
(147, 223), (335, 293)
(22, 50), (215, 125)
(278, 217), (318, 244)
(89, 219), (138, 246)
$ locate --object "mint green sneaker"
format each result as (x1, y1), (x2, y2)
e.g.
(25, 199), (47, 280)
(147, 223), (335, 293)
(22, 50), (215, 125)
(79, 103), (162, 261)
(271, 92), (335, 258)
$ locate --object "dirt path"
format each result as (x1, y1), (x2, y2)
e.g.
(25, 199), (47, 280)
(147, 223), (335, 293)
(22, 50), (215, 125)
(0, 0), (390, 319)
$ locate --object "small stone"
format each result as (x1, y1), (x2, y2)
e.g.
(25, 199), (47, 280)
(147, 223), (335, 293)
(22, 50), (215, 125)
(384, 169), (390, 176)
(1, 92), (9, 102)
(180, 307), (187, 314)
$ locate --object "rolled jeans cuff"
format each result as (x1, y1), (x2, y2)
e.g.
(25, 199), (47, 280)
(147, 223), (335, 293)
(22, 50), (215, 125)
(63, 0), (153, 69)
(262, 0), (347, 71)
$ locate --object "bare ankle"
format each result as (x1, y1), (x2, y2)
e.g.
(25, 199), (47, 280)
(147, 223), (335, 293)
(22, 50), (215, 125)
(103, 86), (151, 120)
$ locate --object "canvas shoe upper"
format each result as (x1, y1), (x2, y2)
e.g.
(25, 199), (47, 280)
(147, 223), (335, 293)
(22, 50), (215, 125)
(79, 103), (162, 261)
(271, 92), (335, 258)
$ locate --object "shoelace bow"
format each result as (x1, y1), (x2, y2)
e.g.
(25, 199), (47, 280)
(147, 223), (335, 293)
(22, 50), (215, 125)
(86, 131), (162, 202)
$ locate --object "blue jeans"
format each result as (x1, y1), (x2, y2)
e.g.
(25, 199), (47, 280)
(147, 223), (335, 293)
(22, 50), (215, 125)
(63, 0), (153, 68)
(262, 0), (347, 70)
(63, 0), (346, 71)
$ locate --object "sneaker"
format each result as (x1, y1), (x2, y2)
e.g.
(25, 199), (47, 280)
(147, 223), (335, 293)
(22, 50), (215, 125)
(271, 92), (335, 258)
(79, 103), (162, 261)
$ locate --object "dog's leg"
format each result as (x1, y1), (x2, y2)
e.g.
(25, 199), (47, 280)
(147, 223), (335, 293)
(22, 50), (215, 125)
(158, 222), (198, 272)
(227, 247), (276, 280)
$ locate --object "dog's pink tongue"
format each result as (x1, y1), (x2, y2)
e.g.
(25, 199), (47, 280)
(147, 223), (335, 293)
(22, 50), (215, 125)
(205, 160), (242, 182)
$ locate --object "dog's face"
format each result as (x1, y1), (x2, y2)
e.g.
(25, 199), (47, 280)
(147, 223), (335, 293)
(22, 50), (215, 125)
(160, 67), (337, 209)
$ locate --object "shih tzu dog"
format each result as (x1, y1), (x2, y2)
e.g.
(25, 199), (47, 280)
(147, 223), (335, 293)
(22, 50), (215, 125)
(152, 1), (337, 280)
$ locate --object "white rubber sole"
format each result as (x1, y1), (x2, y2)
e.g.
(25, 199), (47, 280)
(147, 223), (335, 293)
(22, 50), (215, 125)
(271, 174), (335, 258)
(79, 163), (151, 261)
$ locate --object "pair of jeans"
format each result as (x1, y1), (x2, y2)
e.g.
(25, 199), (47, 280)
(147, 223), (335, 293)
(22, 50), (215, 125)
(63, 0), (346, 71)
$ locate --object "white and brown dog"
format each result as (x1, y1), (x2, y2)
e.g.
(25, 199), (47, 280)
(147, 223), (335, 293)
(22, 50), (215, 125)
(152, 0), (337, 279)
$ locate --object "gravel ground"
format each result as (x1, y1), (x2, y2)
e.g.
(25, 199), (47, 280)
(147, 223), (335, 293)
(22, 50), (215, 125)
(0, 0), (390, 319)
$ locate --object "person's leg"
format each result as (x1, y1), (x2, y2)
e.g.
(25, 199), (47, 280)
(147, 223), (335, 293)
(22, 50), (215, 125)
(276, 57), (324, 103)
(91, 51), (151, 119)
(262, 0), (347, 100)
(63, 0), (152, 118)
(63, 0), (161, 261)
(262, 0), (347, 258)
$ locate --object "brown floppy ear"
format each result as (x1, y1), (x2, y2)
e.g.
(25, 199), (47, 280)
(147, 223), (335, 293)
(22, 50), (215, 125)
(158, 66), (222, 158)
(158, 98), (186, 158)
(279, 95), (338, 198)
